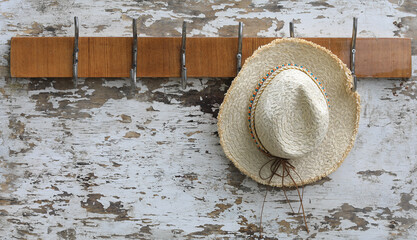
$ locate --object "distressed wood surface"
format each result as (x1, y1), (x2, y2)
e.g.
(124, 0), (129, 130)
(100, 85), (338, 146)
(1, 0), (417, 239)
(10, 37), (412, 78)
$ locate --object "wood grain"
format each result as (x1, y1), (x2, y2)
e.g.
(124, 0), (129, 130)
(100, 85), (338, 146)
(79, 37), (132, 77)
(11, 37), (411, 78)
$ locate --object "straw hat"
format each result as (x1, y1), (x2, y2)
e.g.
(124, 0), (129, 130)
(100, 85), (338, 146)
(218, 38), (360, 187)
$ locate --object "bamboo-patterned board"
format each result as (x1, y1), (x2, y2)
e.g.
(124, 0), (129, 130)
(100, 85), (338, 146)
(10, 37), (411, 78)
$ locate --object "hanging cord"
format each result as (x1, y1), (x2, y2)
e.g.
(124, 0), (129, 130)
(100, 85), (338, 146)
(258, 157), (309, 238)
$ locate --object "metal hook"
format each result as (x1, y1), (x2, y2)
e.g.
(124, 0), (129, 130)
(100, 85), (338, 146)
(181, 21), (187, 90)
(130, 18), (138, 89)
(351, 17), (358, 92)
(289, 21), (294, 38)
(73, 16), (79, 87)
(236, 22), (243, 75)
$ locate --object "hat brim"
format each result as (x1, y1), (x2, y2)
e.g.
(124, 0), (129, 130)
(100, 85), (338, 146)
(218, 38), (360, 187)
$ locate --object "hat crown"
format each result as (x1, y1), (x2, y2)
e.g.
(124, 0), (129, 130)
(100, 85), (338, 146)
(254, 68), (329, 159)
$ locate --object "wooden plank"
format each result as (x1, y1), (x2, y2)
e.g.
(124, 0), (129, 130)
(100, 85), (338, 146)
(79, 37), (132, 78)
(11, 37), (74, 78)
(11, 37), (411, 78)
(138, 38), (181, 78)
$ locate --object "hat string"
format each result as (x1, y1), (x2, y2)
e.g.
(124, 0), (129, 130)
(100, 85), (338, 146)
(258, 157), (309, 238)
(248, 65), (318, 237)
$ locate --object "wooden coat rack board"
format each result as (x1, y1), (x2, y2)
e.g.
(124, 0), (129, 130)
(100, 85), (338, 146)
(10, 19), (412, 79)
(10, 37), (411, 78)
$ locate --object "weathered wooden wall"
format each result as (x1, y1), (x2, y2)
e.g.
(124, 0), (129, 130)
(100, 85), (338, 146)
(0, 0), (416, 239)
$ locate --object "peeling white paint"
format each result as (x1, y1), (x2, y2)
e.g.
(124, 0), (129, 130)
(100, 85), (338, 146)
(0, 0), (417, 239)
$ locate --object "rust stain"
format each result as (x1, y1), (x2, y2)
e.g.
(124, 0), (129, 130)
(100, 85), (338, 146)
(393, 20), (403, 29)
(385, 80), (417, 100)
(392, 0), (417, 54)
(397, 16), (417, 52)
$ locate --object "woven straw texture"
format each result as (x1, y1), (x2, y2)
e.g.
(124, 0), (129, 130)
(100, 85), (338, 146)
(254, 68), (330, 159)
(218, 38), (360, 187)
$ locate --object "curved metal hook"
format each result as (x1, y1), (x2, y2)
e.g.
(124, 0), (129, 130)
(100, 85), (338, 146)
(236, 22), (243, 74)
(130, 18), (138, 89)
(181, 21), (187, 90)
(289, 21), (294, 38)
(73, 16), (79, 87)
(351, 17), (358, 91)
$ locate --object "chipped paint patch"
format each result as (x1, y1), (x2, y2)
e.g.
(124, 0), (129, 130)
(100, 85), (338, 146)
(398, 192), (416, 211)
(57, 229), (76, 240)
(324, 203), (372, 231)
(308, 1), (335, 8)
(208, 203), (233, 218)
(80, 194), (130, 220)
(357, 170), (397, 182)
(187, 224), (226, 237)
(386, 79), (417, 100)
